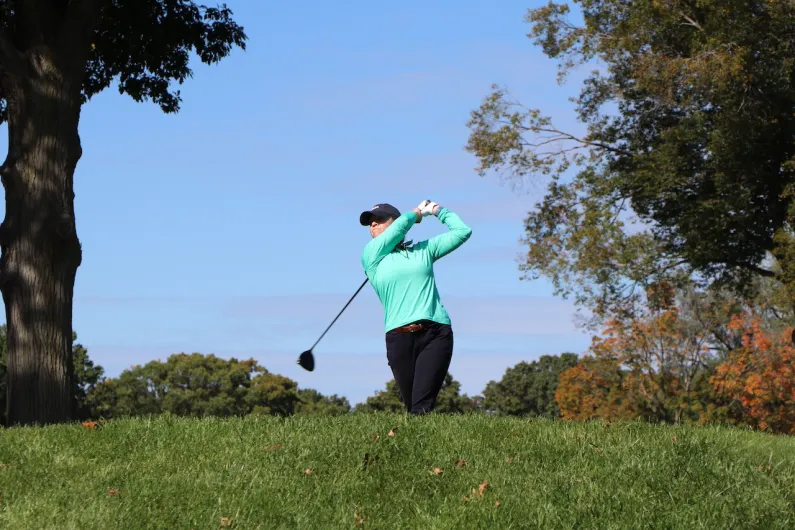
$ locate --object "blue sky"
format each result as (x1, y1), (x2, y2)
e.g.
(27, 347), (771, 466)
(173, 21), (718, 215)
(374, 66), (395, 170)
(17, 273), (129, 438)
(0, 1), (596, 404)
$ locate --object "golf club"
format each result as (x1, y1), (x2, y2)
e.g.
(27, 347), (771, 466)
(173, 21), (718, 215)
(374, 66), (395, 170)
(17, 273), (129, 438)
(297, 277), (369, 371)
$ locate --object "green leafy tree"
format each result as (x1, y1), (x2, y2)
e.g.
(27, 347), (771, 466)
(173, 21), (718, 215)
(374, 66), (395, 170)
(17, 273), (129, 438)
(482, 353), (579, 417)
(434, 374), (481, 414)
(85, 370), (160, 419)
(355, 373), (479, 414)
(295, 388), (351, 416)
(1, 325), (103, 425)
(0, 0), (247, 426)
(86, 353), (269, 419)
(466, 0), (795, 325)
(71, 331), (105, 420)
(354, 379), (405, 413)
(247, 372), (301, 417)
(158, 353), (262, 417)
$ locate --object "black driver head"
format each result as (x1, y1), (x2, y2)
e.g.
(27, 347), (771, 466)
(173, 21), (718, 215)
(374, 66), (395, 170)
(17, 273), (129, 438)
(297, 349), (315, 371)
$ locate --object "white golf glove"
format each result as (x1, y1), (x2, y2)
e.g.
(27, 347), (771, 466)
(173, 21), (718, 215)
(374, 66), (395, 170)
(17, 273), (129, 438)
(418, 199), (440, 217)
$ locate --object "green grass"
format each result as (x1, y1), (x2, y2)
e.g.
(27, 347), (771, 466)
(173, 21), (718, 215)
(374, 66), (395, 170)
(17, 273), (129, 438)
(1, 414), (794, 529)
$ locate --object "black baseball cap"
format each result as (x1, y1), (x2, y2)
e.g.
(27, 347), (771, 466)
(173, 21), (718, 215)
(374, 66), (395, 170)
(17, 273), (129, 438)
(360, 203), (401, 226)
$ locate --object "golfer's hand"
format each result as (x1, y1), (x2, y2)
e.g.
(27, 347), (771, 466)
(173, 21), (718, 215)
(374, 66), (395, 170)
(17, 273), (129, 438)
(418, 200), (440, 217)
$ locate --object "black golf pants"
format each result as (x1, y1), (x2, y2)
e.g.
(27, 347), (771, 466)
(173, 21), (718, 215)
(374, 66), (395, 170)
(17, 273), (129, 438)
(385, 320), (453, 415)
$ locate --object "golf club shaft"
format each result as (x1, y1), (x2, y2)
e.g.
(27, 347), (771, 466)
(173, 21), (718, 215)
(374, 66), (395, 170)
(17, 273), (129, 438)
(310, 277), (369, 351)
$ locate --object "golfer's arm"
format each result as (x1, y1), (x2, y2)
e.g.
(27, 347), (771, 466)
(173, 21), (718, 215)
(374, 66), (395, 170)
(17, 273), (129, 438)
(427, 208), (472, 261)
(361, 211), (418, 270)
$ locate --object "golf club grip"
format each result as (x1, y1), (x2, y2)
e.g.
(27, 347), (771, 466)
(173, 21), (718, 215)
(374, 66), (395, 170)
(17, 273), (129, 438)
(310, 277), (369, 350)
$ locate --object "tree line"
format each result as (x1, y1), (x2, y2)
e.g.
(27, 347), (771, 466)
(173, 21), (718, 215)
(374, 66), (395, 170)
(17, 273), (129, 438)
(1, 0), (793, 427)
(4, 275), (792, 434)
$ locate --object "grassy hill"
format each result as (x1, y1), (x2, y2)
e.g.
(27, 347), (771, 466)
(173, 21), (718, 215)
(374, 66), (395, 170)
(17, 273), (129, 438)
(1, 413), (793, 529)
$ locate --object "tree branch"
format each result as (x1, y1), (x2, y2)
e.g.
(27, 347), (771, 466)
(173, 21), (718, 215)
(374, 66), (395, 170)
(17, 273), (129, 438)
(731, 262), (777, 278)
(610, 198), (627, 224)
(529, 126), (634, 157)
(57, 0), (107, 71)
(60, 0), (106, 35)
(680, 13), (704, 32)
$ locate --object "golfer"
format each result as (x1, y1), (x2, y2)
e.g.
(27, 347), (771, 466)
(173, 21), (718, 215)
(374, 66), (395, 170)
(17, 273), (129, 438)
(359, 200), (472, 414)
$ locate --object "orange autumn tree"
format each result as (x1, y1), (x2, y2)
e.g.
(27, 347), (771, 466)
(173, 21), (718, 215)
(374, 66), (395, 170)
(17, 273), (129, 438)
(555, 354), (630, 420)
(556, 282), (721, 423)
(711, 315), (795, 435)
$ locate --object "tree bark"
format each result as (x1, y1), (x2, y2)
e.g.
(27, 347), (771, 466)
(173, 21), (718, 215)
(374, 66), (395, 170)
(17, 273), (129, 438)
(1, 51), (83, 426)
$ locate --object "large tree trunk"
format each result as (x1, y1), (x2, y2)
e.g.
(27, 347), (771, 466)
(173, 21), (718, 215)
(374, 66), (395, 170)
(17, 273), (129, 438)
(0, 53), (83, 426)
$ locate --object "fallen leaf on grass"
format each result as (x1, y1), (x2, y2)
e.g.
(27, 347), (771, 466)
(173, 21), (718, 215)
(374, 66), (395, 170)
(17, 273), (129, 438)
(108, 489), (119, 496)
(495, 501), (502, 507)
(0, 463), (12, 469)
(757, 465), (772, 472)
(463, 480), (490, 502)
(505, 456), (517, 463)
(429, 467), (443, 476)
(477, 480), (489, 496)
(304, 468), (314, 475)
(220, 516), (234, 528)
(370, 433), (380, 443)
(354, 509), (366, 526)
(471, 481), (489, 498)
(387, 427), (398, 437)
(509, 431), (520, 437)
(81, 421), (99, 430)
(263, 443), (282, 452)
(671, 436), (677, 442)
(455, 459), (468, 468)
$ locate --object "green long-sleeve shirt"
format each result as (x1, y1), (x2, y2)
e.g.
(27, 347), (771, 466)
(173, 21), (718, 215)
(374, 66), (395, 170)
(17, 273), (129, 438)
(361, 207), (472, 332)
